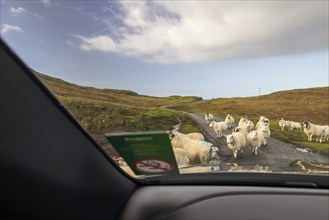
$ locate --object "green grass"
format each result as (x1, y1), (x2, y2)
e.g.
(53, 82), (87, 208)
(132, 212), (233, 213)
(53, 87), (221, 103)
(267, 122), (328, 153)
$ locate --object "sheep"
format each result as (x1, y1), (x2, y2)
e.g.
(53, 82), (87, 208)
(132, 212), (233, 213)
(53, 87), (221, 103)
(168, 131), (204, 141)
(205, 113), (214, 124)
(257, 124), (271, 145)
(247, 120), (255, 131)
(278, 118), (291, 131)
(255, 116), (270, 129)
(234, 126), (248, 137)
(302, 121), (326, 143)
(209, 146), (220, 171)
(209, 121), (228, 138)
(238, 116), (248, 128)
(225, 132), (247, 158)
(242, 120), (254, 133)
(247, 130), (265, 156)
(225, 114), (235, 129)
(238, 116), (254, 132)
(289, 121), (302, 132)
(173, 148), (190, 168)
(170, 134), (212, 164)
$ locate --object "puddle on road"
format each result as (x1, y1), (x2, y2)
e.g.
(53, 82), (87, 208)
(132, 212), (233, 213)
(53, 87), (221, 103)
(296, 147), (309, 153)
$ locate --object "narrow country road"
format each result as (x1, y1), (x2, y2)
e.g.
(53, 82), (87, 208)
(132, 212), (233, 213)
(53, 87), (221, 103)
(187, 113), (328, 172)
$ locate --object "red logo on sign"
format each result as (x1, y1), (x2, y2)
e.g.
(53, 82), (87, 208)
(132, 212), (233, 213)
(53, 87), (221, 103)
(132, 159), (174, 174)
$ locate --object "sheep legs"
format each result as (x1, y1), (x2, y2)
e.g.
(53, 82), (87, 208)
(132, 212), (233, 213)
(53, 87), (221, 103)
(251, 147), (258, 155)
(233, 150), (237, 158)
(308, 134), (312, 141)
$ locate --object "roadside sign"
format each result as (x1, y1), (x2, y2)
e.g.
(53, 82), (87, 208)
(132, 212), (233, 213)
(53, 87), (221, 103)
(106, 131), (179, 175)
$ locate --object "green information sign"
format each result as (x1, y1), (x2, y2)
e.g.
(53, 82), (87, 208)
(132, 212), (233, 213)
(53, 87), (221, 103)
(106, 131), (179, 175)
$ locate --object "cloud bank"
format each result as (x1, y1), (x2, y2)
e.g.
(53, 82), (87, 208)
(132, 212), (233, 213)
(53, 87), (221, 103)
(75, 1), (328, 63)
(1, 24), (23, 34)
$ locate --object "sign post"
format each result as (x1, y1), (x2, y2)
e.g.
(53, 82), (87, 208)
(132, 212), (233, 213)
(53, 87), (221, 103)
(106, 131), (179, 175)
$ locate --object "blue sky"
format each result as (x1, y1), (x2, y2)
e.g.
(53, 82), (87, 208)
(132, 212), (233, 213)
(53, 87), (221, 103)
(1, 0), (328, 99)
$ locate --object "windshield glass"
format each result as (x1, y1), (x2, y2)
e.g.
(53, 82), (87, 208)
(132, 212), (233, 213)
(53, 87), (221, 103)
(1, 0), (328, 178)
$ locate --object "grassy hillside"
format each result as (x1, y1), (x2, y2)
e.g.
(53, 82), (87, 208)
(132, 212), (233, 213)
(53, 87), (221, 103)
(170, 87), (329, 124)
(34, 70), (202, 156)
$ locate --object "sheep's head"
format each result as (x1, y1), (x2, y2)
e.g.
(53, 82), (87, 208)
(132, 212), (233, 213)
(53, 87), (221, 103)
(210, 146), (219, 159)
(234, 127), (243, 133)
(240, 116), (247, 123)
(250, 130), (258, 140)
(209, 121), (214, 127)
(246, 120), (253, 128)
(225, 134), (235, 145)
(277, 118), (284, 122)
(263, 119), (270, 126)
(303, 121), (310, 128)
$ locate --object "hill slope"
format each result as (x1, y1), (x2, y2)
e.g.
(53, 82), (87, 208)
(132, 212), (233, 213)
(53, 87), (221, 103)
(170, 87), (329, 124)
(33, 70), (202, 156)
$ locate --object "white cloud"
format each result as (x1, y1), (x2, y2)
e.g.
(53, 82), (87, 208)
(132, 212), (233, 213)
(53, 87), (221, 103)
(1, 24), (23, 34)
(10, 6), (26, 16)
(75, 1), (329, 63)
(41, 0), (51, 6)
(10, 6), (44, 20)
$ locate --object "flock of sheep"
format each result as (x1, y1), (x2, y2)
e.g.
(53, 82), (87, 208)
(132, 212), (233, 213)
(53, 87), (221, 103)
(279, 118), (329, 143)
(206, 113), (271, 158)
(169, 113), (329, 168)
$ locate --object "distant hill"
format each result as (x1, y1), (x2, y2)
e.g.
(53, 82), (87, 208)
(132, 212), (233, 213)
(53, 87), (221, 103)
(33, 69), (202, 108)
(170, 87), (329, 124)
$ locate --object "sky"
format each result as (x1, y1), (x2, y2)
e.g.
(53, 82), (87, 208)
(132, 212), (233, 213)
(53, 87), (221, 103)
(1, 0), (328, 99)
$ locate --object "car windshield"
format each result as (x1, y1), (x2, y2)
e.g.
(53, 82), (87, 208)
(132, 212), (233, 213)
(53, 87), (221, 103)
(1, 0), (328, 179)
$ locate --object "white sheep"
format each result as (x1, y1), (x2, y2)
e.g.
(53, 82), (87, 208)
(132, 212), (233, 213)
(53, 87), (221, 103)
(289, 121), (302, 132)
(238, 116), (254, 132)
(225, 132), (247, 158)
(225, 114), (235, 129)
(238, 116), (248, 128)
(257, 124), (271, 145)
(233, 126), (248, 137)
(247, 120), (255, 131)
(247, 130), (265, 156)
(209, 121), (228, 138)
(171, 135), (212, 164)
(173, 148), (190, 168)
(255, 116), (270, 129)
(278, 118), (291, 131)
(303, 121), (326, 143)
(242, 120), (255, 133)
(205, 113), (214, 124)
(169, 131), (204, 141)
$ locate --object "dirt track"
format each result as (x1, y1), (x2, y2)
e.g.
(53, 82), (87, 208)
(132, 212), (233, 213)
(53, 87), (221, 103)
(187, 113), (328, 172)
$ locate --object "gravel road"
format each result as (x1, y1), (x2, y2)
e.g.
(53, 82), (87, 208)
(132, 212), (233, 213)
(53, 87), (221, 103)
(187, 113), (328, 172)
